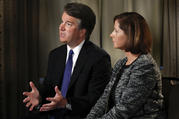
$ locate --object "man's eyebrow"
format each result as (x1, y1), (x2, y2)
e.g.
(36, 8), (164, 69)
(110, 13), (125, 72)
(61, 19), (73, 23)
(66, 21), (72, 23)
(66, 20), (75, 24)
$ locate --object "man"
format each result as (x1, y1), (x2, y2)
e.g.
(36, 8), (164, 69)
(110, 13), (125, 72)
(23, 2), (111, 119)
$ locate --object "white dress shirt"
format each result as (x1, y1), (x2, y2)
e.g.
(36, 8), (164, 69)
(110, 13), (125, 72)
(66, 40), (85, 74)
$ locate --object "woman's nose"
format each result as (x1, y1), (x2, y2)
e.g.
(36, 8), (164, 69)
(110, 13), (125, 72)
(110, 33), (113, 38)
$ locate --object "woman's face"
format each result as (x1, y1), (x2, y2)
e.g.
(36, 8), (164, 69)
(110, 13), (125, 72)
(110, 20), (128, 50)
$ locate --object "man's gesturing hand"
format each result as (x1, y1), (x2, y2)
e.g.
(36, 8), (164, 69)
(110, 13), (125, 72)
(23, 81), (40, 111)
(39, 86), (67, 111)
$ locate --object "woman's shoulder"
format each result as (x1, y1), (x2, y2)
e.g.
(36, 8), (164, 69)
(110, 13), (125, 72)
(131, 54), (160, 74)
(133, 53), (157, 67)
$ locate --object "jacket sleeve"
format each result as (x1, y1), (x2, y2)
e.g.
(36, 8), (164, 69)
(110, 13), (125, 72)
(86, 82), (112, 119)
(39, 51), (56, 103)
(86, 59), (124, 119)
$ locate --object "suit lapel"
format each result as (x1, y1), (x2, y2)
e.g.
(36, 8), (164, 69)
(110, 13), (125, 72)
(55, 45), (67, 87)
(68, 41), (89, 90)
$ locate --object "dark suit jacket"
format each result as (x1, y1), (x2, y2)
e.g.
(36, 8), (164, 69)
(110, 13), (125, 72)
(40, 40), (111, 119)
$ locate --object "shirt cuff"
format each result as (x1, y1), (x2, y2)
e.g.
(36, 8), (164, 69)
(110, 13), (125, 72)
(65, 103), (72, 110)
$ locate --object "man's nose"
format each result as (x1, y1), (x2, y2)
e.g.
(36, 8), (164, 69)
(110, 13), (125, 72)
(59, 23), (65, 31)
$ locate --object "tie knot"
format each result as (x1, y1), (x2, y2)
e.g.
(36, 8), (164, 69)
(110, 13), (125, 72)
(69, 50), (74, 56)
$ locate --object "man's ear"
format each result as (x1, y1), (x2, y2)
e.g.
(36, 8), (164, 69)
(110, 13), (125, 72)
(80, 29), (86, 38)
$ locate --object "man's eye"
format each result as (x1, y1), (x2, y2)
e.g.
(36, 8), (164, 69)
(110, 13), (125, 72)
(66, 22), (72, 26)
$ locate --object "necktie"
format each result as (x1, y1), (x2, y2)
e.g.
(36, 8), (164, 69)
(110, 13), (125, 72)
(61, 50), (74, 97)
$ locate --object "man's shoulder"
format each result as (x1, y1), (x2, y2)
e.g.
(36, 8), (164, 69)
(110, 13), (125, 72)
(85, 41), (109, 56)
(50, 44), (66, 54)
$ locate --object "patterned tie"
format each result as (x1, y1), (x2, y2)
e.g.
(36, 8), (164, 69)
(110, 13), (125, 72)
(61, 50), (74, 97)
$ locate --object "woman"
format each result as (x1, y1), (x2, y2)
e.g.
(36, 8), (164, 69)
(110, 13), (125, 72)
(86, 12), (165, 119)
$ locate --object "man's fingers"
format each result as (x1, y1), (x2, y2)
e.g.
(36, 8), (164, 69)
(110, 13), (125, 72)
(26, 102), (31, 108)
(40, 103), (54, 111)
(40, 106), (54, 112)
(23, 92), (30, 96)
(29, 105), (34, 111)
(55, 86), (61, 95)
(46, 97), (56, 102)
(41, 102), (54, 108)
(29, 81), (37, 91)
(23, 97), (30, 103)
(40, 107), (49, 111)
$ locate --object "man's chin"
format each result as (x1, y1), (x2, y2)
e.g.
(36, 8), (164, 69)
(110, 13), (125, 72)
(60, 39), (67, 43)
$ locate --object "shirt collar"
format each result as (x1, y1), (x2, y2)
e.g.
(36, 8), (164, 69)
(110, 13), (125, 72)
(67, 40), (85, 56)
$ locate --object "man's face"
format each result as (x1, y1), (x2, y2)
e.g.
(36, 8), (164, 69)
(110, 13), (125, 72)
(59, 12), (84, 47)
